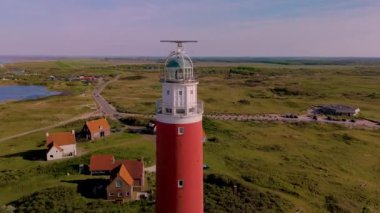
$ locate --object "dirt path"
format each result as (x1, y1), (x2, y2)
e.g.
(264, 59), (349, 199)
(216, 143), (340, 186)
(0, 111), (101, 143)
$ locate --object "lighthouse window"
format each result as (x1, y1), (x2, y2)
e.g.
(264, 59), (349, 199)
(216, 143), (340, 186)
(178, 179), (184, 188)
(176, 108), (185, 114)
(178, 127), (184, 135)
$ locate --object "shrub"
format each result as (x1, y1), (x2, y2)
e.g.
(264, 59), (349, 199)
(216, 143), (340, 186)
(237, 99), (250, 105)
(204, 174), (293, 213)
(119, 116), (150, 127)
(324, 195), (349, 213)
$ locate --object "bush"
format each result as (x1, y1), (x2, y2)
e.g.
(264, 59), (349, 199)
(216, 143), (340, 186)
(12, 186), (150, 213)
(121, 75), (146, 81)
(324, 195), (349, 213)
(237, 99), (250, 105)
(119, 116), (150, 127)
(204, 174), (293, 213)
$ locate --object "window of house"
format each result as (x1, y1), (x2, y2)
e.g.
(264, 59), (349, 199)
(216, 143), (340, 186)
(166, 108), (172, 113)
(179, 91), (183, 95)
(50, 155), (53, 158)
(178, 127), (184, 135)
(116, 179), (122, 188)
(100, 131), (105, 137)
(178, 179), (184, 188)
(190, 90), (193, 94)
(126, 192), (129, 196)
(109, 192), (114, 196)
(189, 108), (195, 113)
(167, 90), (170, 95)
(118, 192), (123, 197)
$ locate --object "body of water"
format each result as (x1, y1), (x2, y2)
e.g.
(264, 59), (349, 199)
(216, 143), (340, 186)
(0, 85), (60, 103)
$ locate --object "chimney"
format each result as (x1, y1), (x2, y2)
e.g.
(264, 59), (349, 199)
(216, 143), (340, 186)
(72, 130), (75, 135)
(46, 132), (49, 137)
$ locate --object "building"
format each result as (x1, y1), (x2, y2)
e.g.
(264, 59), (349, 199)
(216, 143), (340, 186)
(89, 155), (145, 188)
(155, 41), (204, 213)
(89, 154), (145, 202)
(106, 164), (134, 201)
(46, 131), (77, 161)
(79, 75), (98, 83)
(89, 154), (115, 175)
(82, 118), (111, 140)
(319, 104), (360, 116)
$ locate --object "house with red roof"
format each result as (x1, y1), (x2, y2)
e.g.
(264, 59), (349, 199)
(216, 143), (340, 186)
(46, 131), (77, 161)
(82, 118), (111, 140)
(89, 155), (116, 175)
(106, 164), (135, 201)
(90, 154), (145, 201)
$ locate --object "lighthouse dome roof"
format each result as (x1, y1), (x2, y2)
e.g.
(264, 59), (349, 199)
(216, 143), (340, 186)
(165, 53), (193, 69)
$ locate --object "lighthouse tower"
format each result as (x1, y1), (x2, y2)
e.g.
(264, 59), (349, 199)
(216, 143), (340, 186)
(156, 40), (204, 213)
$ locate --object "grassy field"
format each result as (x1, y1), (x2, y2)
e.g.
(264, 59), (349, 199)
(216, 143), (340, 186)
(1, 59), (380, 212)
(102, 64), (380, 120)
(0, 59), (121, 139)
(203, 118), (380, 212)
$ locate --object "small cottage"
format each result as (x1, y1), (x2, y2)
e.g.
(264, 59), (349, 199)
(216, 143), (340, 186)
(89, 154), (145, 201)
(46, 131), (77, 161)
(106, 164), (135, 201)
(82, 118), (111, 140)
(89, 155), (116, 175)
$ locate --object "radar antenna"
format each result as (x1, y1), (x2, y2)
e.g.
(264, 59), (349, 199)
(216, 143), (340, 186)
(160, 40), (197, 48)
(160, 40), (197, 53)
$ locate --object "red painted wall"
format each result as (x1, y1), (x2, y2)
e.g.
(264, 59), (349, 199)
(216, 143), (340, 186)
(156, 120), (203, 213)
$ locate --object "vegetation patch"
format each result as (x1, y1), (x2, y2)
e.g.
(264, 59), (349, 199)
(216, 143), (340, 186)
(324, 195), (349, 213)
(0, 170), (25, 187)
(119, 116), (151, 127)
(10, 186), (152, 213)
(270, 87), (306, 96)
(121, 75), (146, 81)
(204, 174), (293, 213)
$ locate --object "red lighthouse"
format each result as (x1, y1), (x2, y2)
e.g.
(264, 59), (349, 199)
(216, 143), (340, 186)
(156, 40), (204, 213)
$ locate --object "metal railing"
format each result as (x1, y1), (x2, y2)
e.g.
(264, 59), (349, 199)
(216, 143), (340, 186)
(156, 99), (204, 116)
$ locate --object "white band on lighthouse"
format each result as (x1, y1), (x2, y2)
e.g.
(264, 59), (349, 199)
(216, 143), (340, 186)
(156, 114), (202, 124)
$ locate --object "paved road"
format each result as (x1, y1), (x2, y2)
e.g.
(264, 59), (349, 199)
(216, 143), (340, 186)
(92, 76), (119, 118)
(92, 76), (151, 119)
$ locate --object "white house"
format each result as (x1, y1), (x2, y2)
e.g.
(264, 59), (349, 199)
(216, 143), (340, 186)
(46, 131), (77, 161)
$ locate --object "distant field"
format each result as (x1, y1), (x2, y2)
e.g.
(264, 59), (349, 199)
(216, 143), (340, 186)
(102, 64), (380, 120)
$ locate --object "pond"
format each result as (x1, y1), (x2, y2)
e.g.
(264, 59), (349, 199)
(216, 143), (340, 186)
(0, 85), (60, 103)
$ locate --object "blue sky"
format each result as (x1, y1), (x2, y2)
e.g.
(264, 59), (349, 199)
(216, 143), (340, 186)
(0, 0), (379, 56)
